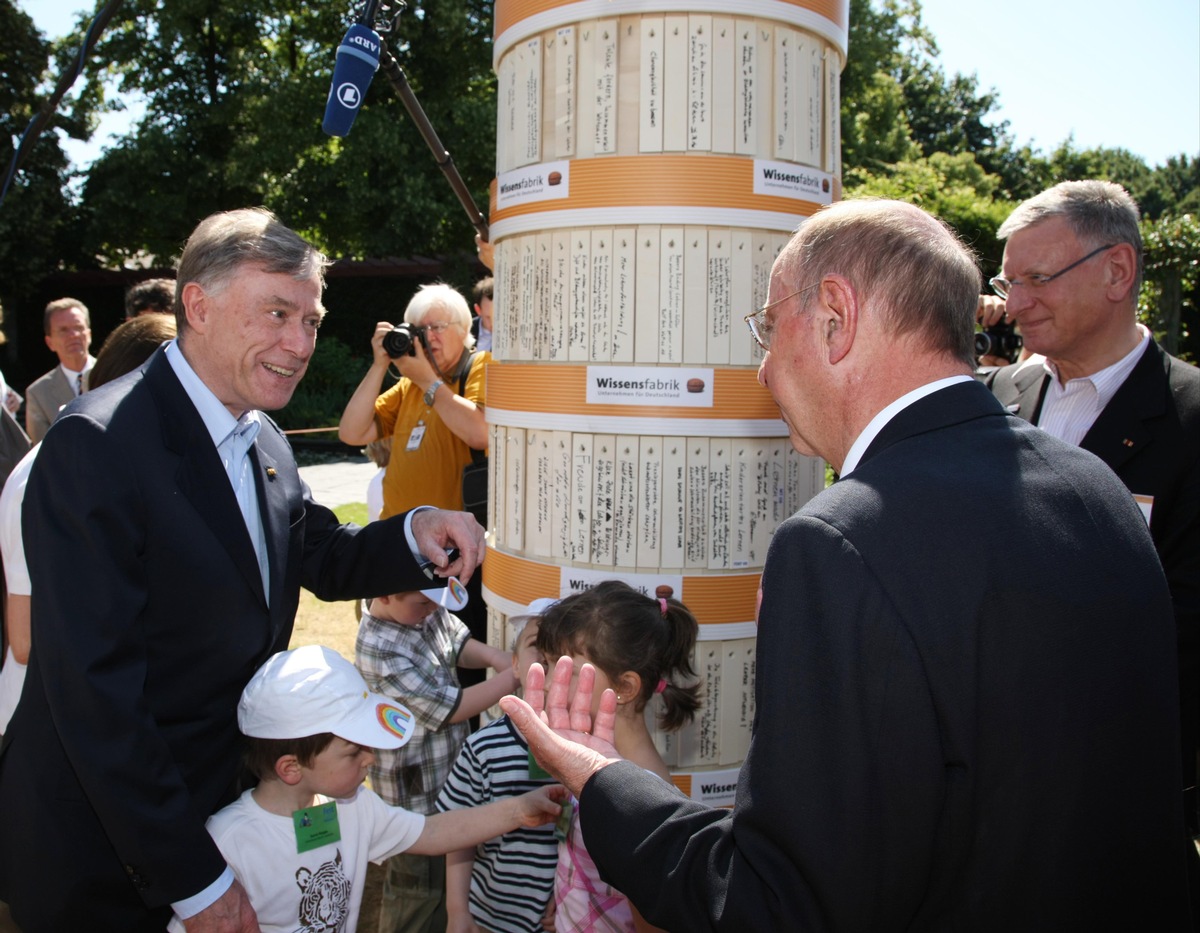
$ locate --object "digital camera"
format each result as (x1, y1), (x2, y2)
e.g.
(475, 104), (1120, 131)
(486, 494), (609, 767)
(974, 320), (1023, 364)
(382, 323), (427, 359)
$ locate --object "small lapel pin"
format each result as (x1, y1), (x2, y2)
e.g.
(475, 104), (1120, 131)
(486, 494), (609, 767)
(266, 467), (277, 479)
(1122, 439), (1134, 448)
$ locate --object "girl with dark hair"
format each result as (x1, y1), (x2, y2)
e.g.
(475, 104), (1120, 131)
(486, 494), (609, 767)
(536, 580), (700, 933)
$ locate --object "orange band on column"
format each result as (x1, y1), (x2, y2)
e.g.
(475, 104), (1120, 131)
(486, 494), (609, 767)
(482, 545), (761, 626)
(487, 365), (781, 421)
(491, 155), (823, 225)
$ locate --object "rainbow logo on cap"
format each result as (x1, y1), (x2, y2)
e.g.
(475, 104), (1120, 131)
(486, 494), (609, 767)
(377, 703), (414, 742)
(446, 577), (467, 606)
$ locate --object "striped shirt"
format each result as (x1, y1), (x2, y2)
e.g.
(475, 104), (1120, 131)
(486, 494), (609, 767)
(1038, 326), (1150, 446)
(436, 716), (559, 933)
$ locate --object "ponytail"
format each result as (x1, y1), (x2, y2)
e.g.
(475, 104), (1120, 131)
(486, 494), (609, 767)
(654, 599), (701, 731)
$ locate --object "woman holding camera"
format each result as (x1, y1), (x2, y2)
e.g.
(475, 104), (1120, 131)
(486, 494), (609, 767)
(339, 283), (490, 520)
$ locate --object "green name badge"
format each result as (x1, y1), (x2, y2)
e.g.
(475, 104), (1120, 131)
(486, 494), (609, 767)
(528, 748), (552, 781)
(293, 802), (342, 854)
(554, 796), (574, 843)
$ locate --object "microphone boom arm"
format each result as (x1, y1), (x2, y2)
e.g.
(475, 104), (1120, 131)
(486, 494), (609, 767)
(377, 39), (489, 243)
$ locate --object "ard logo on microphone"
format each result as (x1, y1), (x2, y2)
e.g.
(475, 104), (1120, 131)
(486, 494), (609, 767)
(348, 33), (379, 54)
(336, 83), (364, 109)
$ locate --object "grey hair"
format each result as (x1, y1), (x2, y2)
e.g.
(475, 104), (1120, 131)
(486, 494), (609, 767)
(777, 198), (982, 368)
(404, 283), (476, 350)
(43, 297), (90, 334)
(998, 180), (1143, 295)
(174, 208), (330, 332)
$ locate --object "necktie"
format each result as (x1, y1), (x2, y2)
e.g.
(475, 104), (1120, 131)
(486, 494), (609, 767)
(76, 372), (84, 396)
(222, 416), (270, 602)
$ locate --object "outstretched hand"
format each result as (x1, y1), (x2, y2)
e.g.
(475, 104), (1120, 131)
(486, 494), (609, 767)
(516, 783), (570, 827)
(499, 657), (622, 798)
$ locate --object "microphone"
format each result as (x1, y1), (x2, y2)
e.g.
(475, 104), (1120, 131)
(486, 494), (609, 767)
(322, 23), (382, 137)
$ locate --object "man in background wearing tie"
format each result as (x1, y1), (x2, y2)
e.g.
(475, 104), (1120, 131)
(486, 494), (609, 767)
(23, 297), (95, 442)
(0, 208), (484, 932)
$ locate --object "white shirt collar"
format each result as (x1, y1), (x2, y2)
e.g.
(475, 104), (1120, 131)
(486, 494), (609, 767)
(1042, 324), (1150, 406)
(840, 375), (975, 477)
(164, 339), (257, 447)
(59, 358), (93, 381)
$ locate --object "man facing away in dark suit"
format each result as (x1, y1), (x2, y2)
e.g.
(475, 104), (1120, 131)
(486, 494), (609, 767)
(501, 198), (1193, 930)
(23, 296), (95, 443)
(984, 180), (1200, 845)
(0, 208), (484, 932)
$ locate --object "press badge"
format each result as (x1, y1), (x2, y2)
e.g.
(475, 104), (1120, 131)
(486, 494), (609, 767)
(293, 802), (341, 853)
(406, 422), (427, 451)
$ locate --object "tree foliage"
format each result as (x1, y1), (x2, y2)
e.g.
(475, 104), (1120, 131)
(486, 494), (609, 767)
(76, 0), (495, 265)
(0, 1), (93, 319)
(1141, 212), (1200, 359)
(845, 151), (1013, 266)
(841, 1), (1198, 275)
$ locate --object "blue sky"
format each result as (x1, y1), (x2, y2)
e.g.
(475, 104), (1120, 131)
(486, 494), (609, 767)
(22, 0), (1200, 170)
(919, 0), (1199, 168)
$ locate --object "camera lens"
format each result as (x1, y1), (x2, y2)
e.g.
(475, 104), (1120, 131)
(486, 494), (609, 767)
(382, 324), (421, 359)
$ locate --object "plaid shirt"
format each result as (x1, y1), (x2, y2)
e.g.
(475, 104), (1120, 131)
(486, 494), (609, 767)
(355, 606), (471, 814)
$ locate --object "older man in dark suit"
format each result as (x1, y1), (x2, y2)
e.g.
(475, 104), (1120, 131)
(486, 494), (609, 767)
(501, 199), (1192, 929)
(0, 209), (483, 932)
(984, 180), (1200, 843)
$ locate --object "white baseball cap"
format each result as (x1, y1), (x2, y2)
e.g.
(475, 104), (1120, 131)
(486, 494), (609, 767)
(239, 645), (414, 749)
(422, 576), (468, 612)
(508, 597), (557, 625)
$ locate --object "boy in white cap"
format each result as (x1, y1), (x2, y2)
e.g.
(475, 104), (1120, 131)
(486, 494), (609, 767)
(437, 598), (561, 933)
(168, 645), (562, 933)
(355, 579), (516, 933)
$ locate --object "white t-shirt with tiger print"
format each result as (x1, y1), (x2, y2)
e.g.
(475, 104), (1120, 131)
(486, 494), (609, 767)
(169, 786), (424, 932)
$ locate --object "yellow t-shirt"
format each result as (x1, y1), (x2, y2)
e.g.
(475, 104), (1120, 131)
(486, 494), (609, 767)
(374, 351), (490, 519)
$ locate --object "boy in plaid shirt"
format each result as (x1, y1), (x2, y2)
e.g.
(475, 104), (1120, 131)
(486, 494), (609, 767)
(356, 578), (515, 933)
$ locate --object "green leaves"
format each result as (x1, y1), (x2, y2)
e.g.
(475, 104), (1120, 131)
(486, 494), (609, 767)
(71, 0), (495, 266)
(0, 1), (85, 321)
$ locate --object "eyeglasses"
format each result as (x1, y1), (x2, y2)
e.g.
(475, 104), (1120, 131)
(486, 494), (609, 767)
(989, 243), (1115, 300)
(422, 321), (456, 334)
(743, 283), (820, 352)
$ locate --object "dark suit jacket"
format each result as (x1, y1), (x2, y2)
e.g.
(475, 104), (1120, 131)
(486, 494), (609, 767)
(0, 348), (431, 931)
(24, 358), (93, 443)
(580, 381), (1190, 930)
(986, 342), (1200, 784)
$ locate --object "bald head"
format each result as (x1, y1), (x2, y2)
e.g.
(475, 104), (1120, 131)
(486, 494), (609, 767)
(757, 200), (983, 469)
(777, 199), (982, 368)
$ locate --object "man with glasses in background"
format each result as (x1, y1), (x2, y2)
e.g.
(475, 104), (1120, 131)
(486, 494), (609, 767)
(984, 180), (1200, 870)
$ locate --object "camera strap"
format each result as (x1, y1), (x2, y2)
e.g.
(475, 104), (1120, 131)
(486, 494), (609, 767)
(457, 351), (486, 469)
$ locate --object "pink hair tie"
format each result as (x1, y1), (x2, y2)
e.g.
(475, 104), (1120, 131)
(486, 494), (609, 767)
(655, 678), (667, 694)
(658, 597), (668, 617)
